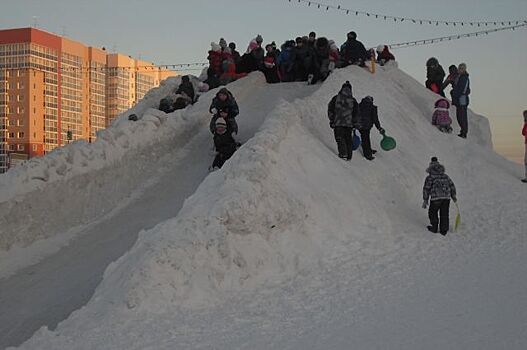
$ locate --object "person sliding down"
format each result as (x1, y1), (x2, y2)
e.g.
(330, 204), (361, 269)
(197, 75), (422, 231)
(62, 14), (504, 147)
(422, 157), (457, 236)
(209, 87), (239, 135)
(358, 96), (384, 160)
(328, 81), (359, 160)
(210, 117), (237, 171)
(432, 98), (453, 133)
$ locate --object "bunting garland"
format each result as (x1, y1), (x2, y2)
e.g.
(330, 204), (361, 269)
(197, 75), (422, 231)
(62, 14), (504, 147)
(389, 22), (527, 49)
(288, 0), (527, 28)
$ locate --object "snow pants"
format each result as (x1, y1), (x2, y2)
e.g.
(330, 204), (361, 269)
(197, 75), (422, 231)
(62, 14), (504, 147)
(456, 105), (468, 137)
(359, 128), (373, 159)
(334, 126), (353, 160)
(429, 199), (450, 234)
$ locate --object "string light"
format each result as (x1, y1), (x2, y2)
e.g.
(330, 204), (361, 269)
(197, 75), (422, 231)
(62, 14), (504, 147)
(286, 0), (526, 28)
(390, 22), (527, 49)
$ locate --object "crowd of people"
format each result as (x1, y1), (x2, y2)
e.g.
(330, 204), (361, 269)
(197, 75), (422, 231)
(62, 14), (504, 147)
(204, 31), (395, 87)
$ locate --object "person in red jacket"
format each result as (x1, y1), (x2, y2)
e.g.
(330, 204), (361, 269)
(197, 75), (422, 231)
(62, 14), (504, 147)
(522, 110), (527, 183)
(375, 45), (395, 66)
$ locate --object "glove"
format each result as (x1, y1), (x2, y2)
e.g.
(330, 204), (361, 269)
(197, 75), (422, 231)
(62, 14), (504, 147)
(379, 128), (385, 135)
(211, 108), (217, 115)
(329, 122), (335, 129)
(452, 196), (457, 203)
(422, 200), (428, 209)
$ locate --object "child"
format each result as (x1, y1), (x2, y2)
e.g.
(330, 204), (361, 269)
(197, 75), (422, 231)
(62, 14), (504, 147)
(358, 95), (384, 160)
(522, 110), (527, 183)
(422, 157), (457, 236)
(432, 98), (453, 133)
(210, 117), (237, 170)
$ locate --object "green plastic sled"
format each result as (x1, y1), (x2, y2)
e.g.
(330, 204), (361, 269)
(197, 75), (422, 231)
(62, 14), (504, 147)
(380, 134), (396, 151)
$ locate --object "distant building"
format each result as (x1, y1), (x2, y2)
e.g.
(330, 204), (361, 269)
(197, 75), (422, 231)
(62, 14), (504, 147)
(0, 27), (177, 173)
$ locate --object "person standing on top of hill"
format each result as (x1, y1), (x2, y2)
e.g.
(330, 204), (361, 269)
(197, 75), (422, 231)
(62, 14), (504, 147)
(328, 81), (359, 160)
(175, 75), (195, 104)
(451, 63), (470, 139)
(340, 31), (369, 67)
(422, 157), (457, 236)
(522, 110), (527, 183)
(375, 45), (395, 66)
(441, 64), (458, 99)
(425, 57), (446, 97)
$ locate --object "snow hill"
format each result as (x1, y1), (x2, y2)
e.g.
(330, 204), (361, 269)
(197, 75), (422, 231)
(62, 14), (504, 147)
(1, 65), (526, 350)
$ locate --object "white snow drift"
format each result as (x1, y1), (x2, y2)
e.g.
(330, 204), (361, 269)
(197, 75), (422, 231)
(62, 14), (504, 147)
(3, 65), (526, 350)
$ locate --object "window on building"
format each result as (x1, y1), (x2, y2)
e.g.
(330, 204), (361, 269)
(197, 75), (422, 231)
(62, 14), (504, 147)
(18, 119), (24, 126)
(18, 132), (24, 138)
(32, 144), (37, 151)
(8, 132), (15, 138)
(9, 144), (15, 151)
(17, 95), (24, 102)
(17, 144), (24, 151)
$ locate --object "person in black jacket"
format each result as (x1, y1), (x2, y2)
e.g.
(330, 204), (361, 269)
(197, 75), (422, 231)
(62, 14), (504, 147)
(293, 37), (313, 81)
(175, 75), (195, 103)
(328, 81), (359, 160)
(211, 117), (237, 170)
(209, 87), (239, 133)
(451, 63), (470, 138)
(358, 96), (384, 160)
(340, 31), (368, 67)
(311, 37), (331, 84)
(425, 57), (446, 96)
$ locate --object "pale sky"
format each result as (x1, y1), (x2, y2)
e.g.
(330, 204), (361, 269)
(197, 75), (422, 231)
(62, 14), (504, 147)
(1, 0), (526, 161)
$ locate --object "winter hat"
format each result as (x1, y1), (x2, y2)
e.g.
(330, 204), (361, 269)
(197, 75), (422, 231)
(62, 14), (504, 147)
(223, 47), (232, 55)
(255, 34), (263, 44)
(523, 110), (527, 121)
(295, 37), (303, 44)
(215, 117), (228, 133)
(211, 42), (221, 52)
(364, 95), (374, 102)
(434, 98), (450, 109)
(341, 80), (352, 92)
(219, 38), (227, 49)
(181, 75), (190, 83)
(309, 31), (316, 38)
(448, 65), (458, 74)
(271, 41), (277, 49)
(376, 45), (385, 53)
(228, 42), (236, 50)
(347, 31), (357, 40)
(128, 114), (138, 121)
(427, 156), (445, 174)
(426, 57), (438, 67)
(247, 39), (259, 53)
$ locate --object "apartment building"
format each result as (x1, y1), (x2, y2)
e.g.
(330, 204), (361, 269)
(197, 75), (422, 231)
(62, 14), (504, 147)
(0, 27), (176, 173)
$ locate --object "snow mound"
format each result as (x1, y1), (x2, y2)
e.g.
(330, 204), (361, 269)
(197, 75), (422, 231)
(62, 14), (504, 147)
(11, 66), (527, 349)
(0, 73), (263, 252)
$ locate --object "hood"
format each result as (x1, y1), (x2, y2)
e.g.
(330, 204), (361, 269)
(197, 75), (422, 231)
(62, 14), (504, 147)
(434, 98), (450, 109)
(426, 161), (445, 175)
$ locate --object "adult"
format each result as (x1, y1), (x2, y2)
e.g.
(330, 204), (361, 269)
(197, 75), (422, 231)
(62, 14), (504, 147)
(293, 36), (312, 81)
(327, 81), (359, 160)
(425, 57), (446, 96)
(207, 42), (223, 77)
(263, 44), (280, 83)
(451, 63), (470, 138)
(340, 31), (368, 67)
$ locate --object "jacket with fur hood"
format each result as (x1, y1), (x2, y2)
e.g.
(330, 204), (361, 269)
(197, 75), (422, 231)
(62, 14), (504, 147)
(423, 160), (457, 201)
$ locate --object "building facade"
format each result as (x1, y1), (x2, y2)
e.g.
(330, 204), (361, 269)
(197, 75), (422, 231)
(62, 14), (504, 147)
(0, 27), (176, 173)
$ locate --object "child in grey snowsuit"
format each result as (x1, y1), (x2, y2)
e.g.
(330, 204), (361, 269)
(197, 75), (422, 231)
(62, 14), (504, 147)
(328, 81), (359, 160)
(422, 157), (457, 235)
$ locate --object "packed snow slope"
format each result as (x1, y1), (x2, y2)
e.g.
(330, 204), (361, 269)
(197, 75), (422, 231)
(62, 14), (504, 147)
(7, 65), (527, 349)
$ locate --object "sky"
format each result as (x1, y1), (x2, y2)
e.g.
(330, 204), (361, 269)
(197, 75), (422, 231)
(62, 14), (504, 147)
(1, 0), (526, 162)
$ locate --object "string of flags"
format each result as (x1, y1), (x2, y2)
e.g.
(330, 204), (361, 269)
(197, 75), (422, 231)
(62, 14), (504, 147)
(0, 62), (209, 72)
(288, 0), (527, 28)
(390, 22), (527, 49)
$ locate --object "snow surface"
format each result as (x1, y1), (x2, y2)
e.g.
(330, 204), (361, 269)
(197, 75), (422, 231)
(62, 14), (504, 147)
(1, 65), (526, 349)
